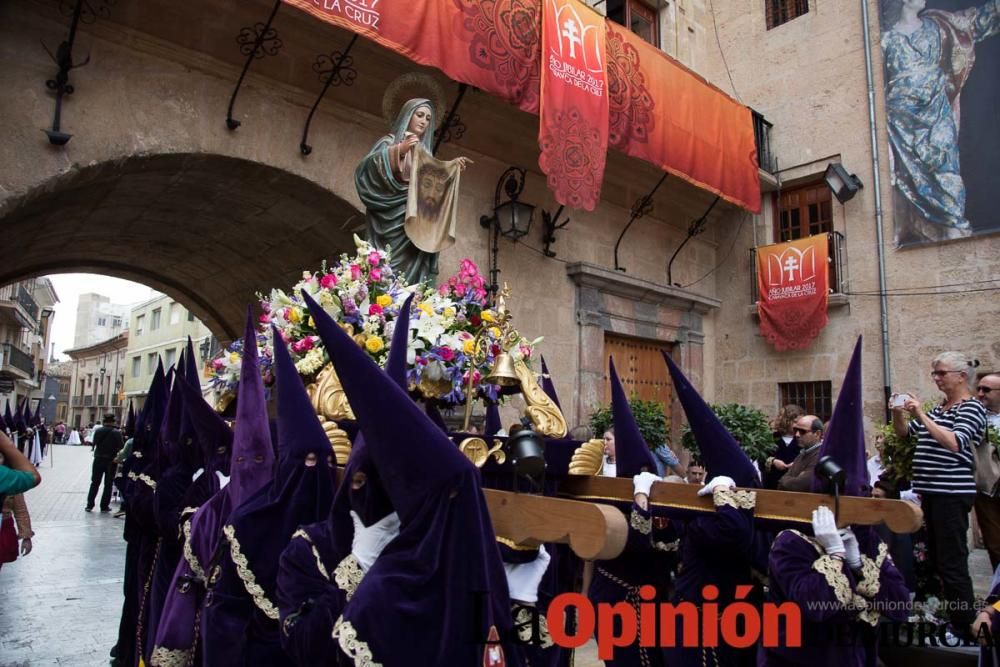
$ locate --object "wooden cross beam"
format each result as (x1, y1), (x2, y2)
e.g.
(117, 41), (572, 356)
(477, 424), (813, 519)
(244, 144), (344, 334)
(483, 489), (628, 561)
(559, 476), (924, 534)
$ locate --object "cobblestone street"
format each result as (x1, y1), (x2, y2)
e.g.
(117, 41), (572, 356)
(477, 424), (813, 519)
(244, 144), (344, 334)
(0, 445), (125, 667)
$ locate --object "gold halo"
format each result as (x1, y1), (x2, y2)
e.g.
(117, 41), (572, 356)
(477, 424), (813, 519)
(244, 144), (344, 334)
(381, 72), (447, 126)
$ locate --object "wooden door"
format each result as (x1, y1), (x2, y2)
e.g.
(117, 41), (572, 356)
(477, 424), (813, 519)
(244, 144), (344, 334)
(603, 334), (673, 408)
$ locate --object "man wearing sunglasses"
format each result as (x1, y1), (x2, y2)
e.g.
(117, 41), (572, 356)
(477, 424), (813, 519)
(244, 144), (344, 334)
(775, 415), (824, 492)
(974, 374), (1000, 569)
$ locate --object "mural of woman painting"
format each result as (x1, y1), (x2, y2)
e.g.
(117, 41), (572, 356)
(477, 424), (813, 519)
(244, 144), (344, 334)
(356, 94), (471, 286)
(879, 0), (1000, 246)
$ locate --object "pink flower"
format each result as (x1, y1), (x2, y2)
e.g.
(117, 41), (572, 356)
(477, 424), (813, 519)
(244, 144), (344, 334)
(369, 268), (382, 282)
(350, 264), (362, 281)
(438, 284), (449, 296)
(260, 302), (271, 313)
(519, 344), (532, 358)
(258, 313), (271, 324)
(320, 273), (338, 289)
(212, 359), (225, 370)
(368, 251), (381, 266)
(292, 337), (315, 354)
(438, 347), (455, 362)
(454, 283), (466, 297)
(369, 304), (384, 316)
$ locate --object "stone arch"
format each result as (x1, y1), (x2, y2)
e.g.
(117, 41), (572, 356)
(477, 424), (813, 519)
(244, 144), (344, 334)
(0, 153), (364, 338)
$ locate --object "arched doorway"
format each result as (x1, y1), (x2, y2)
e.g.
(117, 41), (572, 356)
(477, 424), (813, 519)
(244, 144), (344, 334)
(0, 152), (364, 339)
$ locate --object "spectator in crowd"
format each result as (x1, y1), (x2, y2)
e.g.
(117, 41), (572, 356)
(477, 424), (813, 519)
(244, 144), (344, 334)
(85, 414), (124, 513)
(892, 350), (987, 639)
(0, 489), (34, 570)
(775, 415), (824, 492)
(974, 373), (1000, 569)
(0, 431), (40, 496)
(763, 404), (804, 489)
(686, 461), (706, 485)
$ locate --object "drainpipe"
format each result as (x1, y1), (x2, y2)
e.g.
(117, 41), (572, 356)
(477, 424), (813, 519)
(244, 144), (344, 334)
(860, 0), (893, 413)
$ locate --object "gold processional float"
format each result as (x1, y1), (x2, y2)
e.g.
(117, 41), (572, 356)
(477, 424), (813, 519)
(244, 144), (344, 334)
(217, 285), (921, 562)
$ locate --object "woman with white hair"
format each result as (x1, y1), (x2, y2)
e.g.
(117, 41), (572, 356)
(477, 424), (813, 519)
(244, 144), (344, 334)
(891, 350), (987, 639)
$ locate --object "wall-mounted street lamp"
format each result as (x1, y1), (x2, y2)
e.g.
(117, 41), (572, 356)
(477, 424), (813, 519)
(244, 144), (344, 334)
(824, 163), (863, 204)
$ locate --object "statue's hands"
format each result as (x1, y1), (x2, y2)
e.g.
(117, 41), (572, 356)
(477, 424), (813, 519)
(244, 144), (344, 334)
(454, 156), (473, 171)
(399, 133), (420, 156)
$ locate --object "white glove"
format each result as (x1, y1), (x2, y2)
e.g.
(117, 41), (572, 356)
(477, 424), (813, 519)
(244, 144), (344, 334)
(839, 527), (861, 569)
(191, 468), (204, 482)
(900, 489), (920, 504)
(812, 506), (845, 558)
(216, 470), (231, 489)
(504, 546), (551, 603)
(633, 472), (661, 499)
(697, 476), (735, 497)
(351, 510), (401, 572)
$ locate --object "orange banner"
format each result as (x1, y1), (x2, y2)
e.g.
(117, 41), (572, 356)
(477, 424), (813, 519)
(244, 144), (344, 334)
(756, 235), (829, 351)
(539, 0), (608, 211)
(283, 0), (761, 213)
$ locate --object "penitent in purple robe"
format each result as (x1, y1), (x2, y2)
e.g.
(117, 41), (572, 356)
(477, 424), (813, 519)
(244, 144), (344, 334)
(585, 357), (670, 667)
(304, 290), (521, 666)
(275, 294), (415, 667)
(760, 338), (910, 666)
(200, 321), (336, 667)
(151, 313), (273, 667)
(759, 527), (909, 667)
(661, 351), (763, 667)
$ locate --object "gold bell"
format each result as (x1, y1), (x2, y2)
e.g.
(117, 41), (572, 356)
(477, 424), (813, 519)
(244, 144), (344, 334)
(484, 352), (520, 387)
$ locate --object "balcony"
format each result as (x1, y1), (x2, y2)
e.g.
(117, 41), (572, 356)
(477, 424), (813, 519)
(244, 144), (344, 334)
(84, 395), (94, 407)
(0, 284), (39, 329)
(72, 396), (84, 407)
(749, 231), (848, 309)
(0, 343), (35, 380)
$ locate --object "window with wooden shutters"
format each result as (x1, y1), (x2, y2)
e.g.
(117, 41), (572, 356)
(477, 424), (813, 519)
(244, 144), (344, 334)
(776, 183), (832, 242)
(779, 381), (832, 423)
(607, 0), (660, 46)
(765, 0), (809, 30)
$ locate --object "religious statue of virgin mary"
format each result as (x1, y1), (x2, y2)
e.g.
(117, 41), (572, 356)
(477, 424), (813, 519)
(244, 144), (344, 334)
(356, 77), (471, 286)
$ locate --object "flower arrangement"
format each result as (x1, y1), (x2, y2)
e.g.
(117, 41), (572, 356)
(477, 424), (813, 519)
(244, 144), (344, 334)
(208, 237), (540, 406)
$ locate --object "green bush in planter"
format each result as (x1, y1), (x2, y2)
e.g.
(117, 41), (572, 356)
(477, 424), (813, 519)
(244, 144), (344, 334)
(680, 403), (774, 463)
(589, 398), (670, 450)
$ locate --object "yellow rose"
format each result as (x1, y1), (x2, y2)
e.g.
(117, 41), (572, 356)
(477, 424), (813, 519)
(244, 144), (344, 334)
(288, 308), (302, 324)
(308, 316), (315, 329)
(443, 307), (456, 318)
(489, 327), (501, 339)
(463, 339), (476, 354)
(480, 310), (496, 323)
(365, 336), (384, 354)
(377, 294), (393, 308)
(228, 352), (240, 364)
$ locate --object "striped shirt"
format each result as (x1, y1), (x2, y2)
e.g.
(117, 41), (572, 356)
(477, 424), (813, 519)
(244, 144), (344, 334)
(910, 398), (988, 495)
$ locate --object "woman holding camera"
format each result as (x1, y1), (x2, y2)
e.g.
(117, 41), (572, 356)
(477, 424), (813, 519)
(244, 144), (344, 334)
(892, 350), (987, 639)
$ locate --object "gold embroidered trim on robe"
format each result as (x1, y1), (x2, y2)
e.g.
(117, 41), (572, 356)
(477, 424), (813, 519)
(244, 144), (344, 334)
(332, 614), (381, 666)
(712, 487), (756, 510)
(334, 554), (364, 601)
(653, 539), (680, 552)
(513, 605), (554, 648)
(630, 510), (652, 535)
(182, 515), (206, 584)
(787, 530), (880, 627)
(496, 536), (538, 551)
(223, 524), (280, 620)
(127, 471), (158, 489)
(856, 542), (889, 600)
(292, 529), (331, 582)
(149, 645), (194, 667)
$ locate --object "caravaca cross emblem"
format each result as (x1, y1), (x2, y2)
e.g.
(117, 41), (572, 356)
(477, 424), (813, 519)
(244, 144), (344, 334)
(548, 0), (603, 74)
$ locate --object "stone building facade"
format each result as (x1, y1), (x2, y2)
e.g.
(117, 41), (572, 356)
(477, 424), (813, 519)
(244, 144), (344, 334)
(4, 0), (991, 444)
(65, 331), (129, 428)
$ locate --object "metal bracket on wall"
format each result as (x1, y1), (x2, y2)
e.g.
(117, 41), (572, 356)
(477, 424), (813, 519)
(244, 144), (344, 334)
(541, 206), (570, 258)
(41, 0), (113, 146)
(226, 0), (284, 131)
(300, 34), (360, 156)
(433, 83), (469, 153)
(665, 195), (720, 286)
(613, 172), (669, 272)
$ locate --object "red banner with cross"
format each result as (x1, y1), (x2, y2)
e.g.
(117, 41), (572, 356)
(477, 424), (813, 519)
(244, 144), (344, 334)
(539, 0), (609, 210)
(756, 235), (829, 351)
(283, 0), (761, 213)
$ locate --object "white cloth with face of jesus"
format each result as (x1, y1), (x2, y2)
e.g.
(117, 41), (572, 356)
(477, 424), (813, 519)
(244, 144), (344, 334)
(404, 145), (461, 254)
